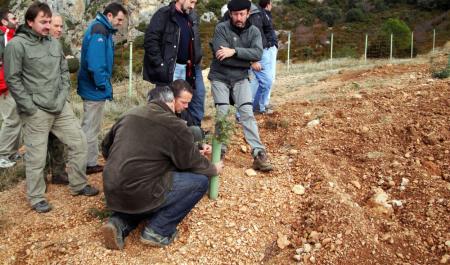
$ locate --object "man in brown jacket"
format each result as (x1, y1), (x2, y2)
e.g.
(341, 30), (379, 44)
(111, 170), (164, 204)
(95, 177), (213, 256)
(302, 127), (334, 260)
(101, 86), (223, 250)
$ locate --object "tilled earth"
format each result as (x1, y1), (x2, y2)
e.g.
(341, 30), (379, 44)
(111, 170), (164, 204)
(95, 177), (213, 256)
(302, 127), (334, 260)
(0, 56), (449, 264)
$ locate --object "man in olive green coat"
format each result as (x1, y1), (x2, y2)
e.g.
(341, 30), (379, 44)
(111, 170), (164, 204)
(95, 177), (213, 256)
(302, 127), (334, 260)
(4, 2), (99, 213)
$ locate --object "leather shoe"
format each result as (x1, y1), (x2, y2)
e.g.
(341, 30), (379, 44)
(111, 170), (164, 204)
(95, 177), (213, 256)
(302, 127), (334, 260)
(86, 165), (104, 175)
(51, 173), (69, 185)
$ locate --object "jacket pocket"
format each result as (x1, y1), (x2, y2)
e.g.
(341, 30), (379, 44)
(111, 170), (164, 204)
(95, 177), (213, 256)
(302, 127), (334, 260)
(152, 183), (166, 198)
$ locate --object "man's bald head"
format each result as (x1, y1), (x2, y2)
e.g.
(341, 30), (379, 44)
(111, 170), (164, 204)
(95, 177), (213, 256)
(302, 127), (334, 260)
(50, 14), (63, 39)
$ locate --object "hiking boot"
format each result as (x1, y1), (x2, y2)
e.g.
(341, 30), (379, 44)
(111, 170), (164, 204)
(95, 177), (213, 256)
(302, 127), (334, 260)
(72, 185), (99, 196)
(140, 226), (178, 247)
(32, 200), (52, 213)
(51, 172), (69, 185)
(252, 150), (273, 172)
(0, 158), (15, 168)
(101, 217), (126, 250)
(86, 165), (103, 175)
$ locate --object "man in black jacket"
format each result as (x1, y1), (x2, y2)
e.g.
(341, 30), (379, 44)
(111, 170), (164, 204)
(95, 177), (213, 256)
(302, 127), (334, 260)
(101, 86), (223, 250)
(143, 0), (205, 127)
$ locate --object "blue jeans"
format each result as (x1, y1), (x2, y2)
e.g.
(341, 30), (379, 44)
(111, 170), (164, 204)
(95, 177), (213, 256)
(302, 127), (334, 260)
(145, 171), (208, 237)
(173, 64), (206, 126)
(251, 48), (274, 112)
(265, 46), (277, 106)
(111, 172), (208, 238)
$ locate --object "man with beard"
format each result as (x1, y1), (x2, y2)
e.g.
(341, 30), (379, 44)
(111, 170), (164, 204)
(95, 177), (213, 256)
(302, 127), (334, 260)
(208, 0), (273, 172)
(143, 0), (206, 128)
(0, 9), (20, 168)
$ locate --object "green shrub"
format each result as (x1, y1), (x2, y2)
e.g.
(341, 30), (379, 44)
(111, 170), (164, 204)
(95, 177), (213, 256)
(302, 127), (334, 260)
(381, 18), (411, 50)
(137, 21), (148, 32)
(315, 6), (342, 26)
(345, 8), (365, 22)
(335, 46), (359, 58)
(67, 58), (80, 73)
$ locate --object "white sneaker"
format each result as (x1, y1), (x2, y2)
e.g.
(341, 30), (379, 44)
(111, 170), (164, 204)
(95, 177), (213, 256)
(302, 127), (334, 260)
(0, 158), (16, 168)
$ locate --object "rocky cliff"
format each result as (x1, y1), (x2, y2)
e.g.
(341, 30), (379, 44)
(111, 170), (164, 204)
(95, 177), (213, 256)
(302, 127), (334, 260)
(8, 0), (166, 56)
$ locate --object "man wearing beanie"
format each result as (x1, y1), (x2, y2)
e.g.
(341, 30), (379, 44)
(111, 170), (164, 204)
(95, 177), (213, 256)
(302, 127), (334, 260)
(208, 0), (273, 172)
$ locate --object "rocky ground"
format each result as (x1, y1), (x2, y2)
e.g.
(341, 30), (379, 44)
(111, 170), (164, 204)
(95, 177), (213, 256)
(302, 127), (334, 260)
(0, 52), (449, 264)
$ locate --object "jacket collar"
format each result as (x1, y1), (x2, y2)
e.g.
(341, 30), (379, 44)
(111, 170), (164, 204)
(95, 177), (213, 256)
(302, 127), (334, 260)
(94, 12), (118, 34)
(149, 100), (176, 115)
(15, 24), (50, 42)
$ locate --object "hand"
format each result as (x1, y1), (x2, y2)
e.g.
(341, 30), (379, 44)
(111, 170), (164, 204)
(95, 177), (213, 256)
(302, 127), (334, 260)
(214, 160), (224, 174)
(251, 62), (262, 71)
(216, 46), (235, 61)
(201, 144), (212, 156)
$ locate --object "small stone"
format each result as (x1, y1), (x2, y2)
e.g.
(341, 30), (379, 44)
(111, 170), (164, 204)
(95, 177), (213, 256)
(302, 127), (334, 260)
(276, 233), (290, 249)
(303, 243), (312, 253)
(307, 119), (320, 128)
(391, 200), (403, 207)
(397, 253), (404, 259)
(388, 180), (396, 187)
(335, 239), (343, 245)
(289, 149), (299, 155)
(445, 240), (450, 248)
(440, 254), (449, 264)
(245, 169), (257, 177)
(309, 256), (316, 263)
(240, 145), (247, 153)
(295, 248), (304, 254)
(293, 255), (302, 262)
(351, 181), (361, 189)
(309, 231), (320, 242)
(361, 126), (369, 132)
(404, 152), (411, 158)
(292, 184), (305, 195)
(25, 249), (31, 255)
(322, 238), (332, 245)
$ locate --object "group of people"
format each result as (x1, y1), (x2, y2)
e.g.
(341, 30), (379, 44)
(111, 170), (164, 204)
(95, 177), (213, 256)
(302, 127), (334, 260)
(0, 0), (279, 250)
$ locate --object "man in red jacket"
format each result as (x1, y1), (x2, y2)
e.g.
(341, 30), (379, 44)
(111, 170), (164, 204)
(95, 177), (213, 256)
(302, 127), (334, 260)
(0, 9), (20, 168)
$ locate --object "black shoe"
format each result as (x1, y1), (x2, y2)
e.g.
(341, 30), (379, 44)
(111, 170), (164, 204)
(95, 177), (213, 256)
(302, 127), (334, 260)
(32, 200), (52, 213)
(102, 217), (126, 250)
(51, 173), (69, 185)
(73, 185), (99, 196)
(140, 226), (178, 247)
(86, 165), (103, 175)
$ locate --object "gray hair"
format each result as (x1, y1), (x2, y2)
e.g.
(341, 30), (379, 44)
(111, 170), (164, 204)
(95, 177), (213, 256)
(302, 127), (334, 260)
(148, 86), (174, 103)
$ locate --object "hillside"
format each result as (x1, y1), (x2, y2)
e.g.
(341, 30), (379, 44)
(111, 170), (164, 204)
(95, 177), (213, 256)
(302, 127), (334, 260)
(0, 48), (448, 264)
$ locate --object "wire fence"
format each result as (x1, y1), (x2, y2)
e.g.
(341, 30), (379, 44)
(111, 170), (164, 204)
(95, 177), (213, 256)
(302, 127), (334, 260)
(113, 27), (448, 97)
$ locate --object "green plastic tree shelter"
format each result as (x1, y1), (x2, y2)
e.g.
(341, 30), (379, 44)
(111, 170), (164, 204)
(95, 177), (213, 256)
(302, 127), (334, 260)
(209, 138), (221, 200)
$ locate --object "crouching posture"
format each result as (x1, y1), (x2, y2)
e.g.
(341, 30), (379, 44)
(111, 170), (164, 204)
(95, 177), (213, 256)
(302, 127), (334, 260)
(101, 86), (223, 249)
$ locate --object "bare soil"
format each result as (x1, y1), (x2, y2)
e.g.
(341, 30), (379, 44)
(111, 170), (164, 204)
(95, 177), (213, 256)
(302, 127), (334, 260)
(0, 55), (449, 264)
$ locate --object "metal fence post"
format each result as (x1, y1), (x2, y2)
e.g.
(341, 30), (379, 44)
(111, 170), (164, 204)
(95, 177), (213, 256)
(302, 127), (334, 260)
(128, 41), (133, 97)
(330, 33), (334, 65)
(410, 31), (414, 59)
(287, 31), (291, 71)
(364, 34), (368, 62)
(390, 33), (393, 60)
(432, 29), (435, 53)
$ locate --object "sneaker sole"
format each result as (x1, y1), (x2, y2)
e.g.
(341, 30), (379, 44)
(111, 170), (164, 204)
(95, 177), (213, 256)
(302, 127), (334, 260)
(101, 223), (123, 250)
(140, 236), (167, 247)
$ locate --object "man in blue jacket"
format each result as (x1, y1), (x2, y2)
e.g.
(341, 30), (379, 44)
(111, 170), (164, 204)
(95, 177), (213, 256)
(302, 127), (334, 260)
(77, 3), (127, 175)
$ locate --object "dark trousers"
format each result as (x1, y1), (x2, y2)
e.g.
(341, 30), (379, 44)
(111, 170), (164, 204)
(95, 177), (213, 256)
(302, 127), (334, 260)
(45, 132), (67, 176)
(112, 171), (209, 237)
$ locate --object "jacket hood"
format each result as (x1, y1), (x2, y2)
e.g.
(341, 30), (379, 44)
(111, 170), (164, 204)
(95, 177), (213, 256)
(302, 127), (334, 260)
(250, 3), (261, 14)
(95, 12), (118, 34)
(15, 24), (50, 43)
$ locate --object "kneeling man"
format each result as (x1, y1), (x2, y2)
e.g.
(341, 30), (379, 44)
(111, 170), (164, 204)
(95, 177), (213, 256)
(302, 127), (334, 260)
(101, 86), (223, 250)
